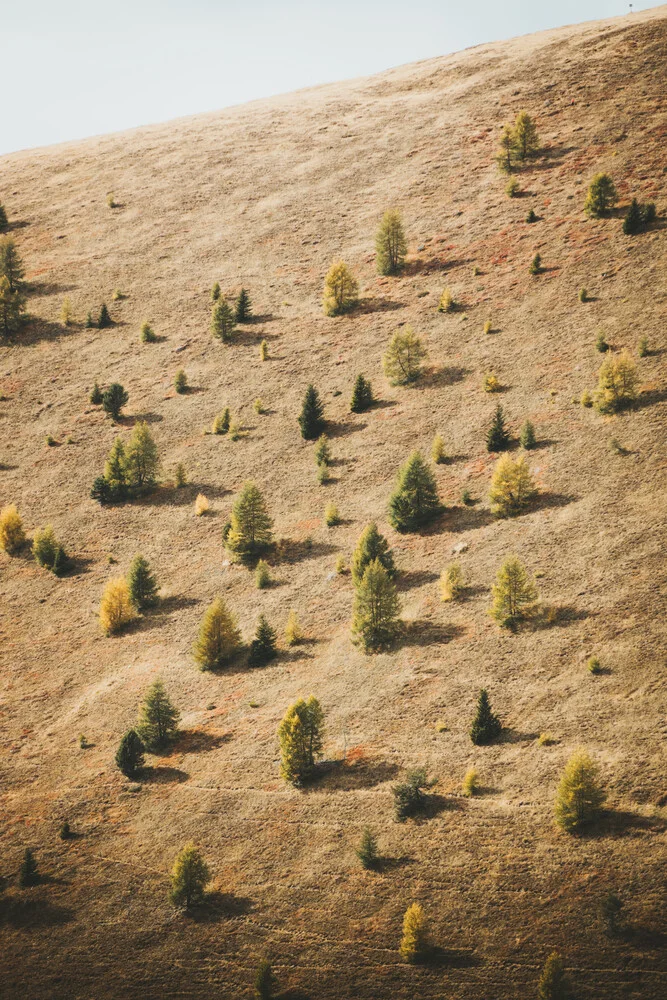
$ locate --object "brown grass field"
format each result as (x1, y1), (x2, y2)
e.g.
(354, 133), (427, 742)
(1, 6), (666, 998)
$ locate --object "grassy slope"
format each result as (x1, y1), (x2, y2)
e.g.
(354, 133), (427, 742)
(1, 7), (666, 998)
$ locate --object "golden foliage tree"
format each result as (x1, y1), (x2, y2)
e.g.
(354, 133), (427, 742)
(169, 843), (211, 909)
(322, 260), (359, 316)
(399, 903), (429, 963)
(537, 952), (569, 1000)
(375, 209), (407, 275)
(584, 173), (618, 217)
(350, 522), (396, 586)
(440, 562), (464, 601)
(382, 326), (426, 385)
(278, 696), (324, 786)
(124, 421), (160, 492)
(489, 454), (538, 518)
(554, 750), (606, 833)
(193, 596), (242, 671)
(513, 110), (540, 159)
(99, 577), (136, 635)
(0, 504), (25, 553)
(489, 556), (538, 628)
(593, 350), (639, 413)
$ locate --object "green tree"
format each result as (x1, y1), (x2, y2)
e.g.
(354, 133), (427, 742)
(322, 260), (359, 316)
(0, 275), (25, 337)
(400, 903), (428, 962)
(18, 848), (39, 887)
(554, 750), (606, 833)
(90, 381), (104, 405)
(352, 559), (401, 652)
(351, 522), (396, 586)
(102, 382), (128, 421)
(393, 768), (431, 821)
(32, 525), (68, 575)
(529, 252), (542, 275)
(103, 437), (128, 499)
(0, 236), (25, 292)
(255, 959), (278, 1000)
(486, 403), (511, 452)
(127, 554), (159, 611)
(356, 828), (379, 870)
(193, 596), (242, 671)
(210, 281), (221, 301)
(235, 287), (252, 322)
(585, 173), (618, 217)
(278, 696), (324, 786)
(520, 420), (536, 449)
(98, 302), (112, 328)
(470, 688), (502, 745)
(513, 110), (540, 159)
(489, 454), (538, 518)
(169, 843), (210, 909)
(0, 203), (7, 231)
(376, 209), (407, 275)
(496, 124), (515, 173)
(314, 433), (332, 467)
(137, 679), (180, 751)
(382, 326), (426, 385)
(248, 615), (278, 667)
(388, 451), (441, 531)
(537, 952), (569, 1000)
(298, 384), (326, 440)
(115, 729), (145, 777)
(124, 421), (159, 492)
(211, 297), (236, 342)
(225, 481), (274, 560)
(350, 373), (374, 412)
(623, 197), (642, 235)
(174, 369), (187, 394)
(490, 556), (538, 628)
(600, 893), (623, 937)
(212, 407), (231, 434)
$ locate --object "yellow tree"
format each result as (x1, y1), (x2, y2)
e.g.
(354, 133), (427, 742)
(322, 261), (359, 316)
(489, 556), (538, 628)
(99, 578), (136, 635)
(382, 327), (427, 385)
(399, 903), (429, 962)
(0, 504), (25, 553)
(593, 350), (639, 413)
(489, 454), (538, 517)
(193, 596), (242, 670)
(554, 750), (606, 833)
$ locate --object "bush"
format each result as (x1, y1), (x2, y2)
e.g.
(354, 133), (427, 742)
(19, 848), (39, 887)
(483, 372), (500, 393)
(351, 522), (396, 585)
(140, 321), (157, 343)
(352, 559), (401, 652)
(554, 750), (605, 833)
(193, 597), (242, 671)
(389, 451), (441, 531)
(382, 326), (426, 385)
(254, 397), (265, 415)
(393, 768), (431, 821)
(0, 504), (25, 553)
(212, 407), (231, 434)
(593, 350), (639, 413)
(335, 554), (347, 574)
(59, 821), (71, 840)
(580, 390), (593, 408)
(356, 828), (379, 870)
(579, 287), (588, 303)
(538, 952), (568, 1000)
(211, 298), (236, 342)
(248, 614), (278, 667)
(229, 420), (241, 441)
(588, 655), (602, 675)
(470, 689), (502, 745)
(513, 110), (540, 159)
(115, 729), (145, 778)
(585, 173), (618, 217)
(137, 679), (180, 751)
(519, 420), (536, 449)
(483, 319), (492, 335)
(259, 339), (268, 360)
(235, 287), (252, 323)
(526, 207), (537, 223)
(90, 381), (103, 405)
(174, 462), (187, 487)
(350, 373), (374, 412)
(102, 382), (128, 421)
(486, 403), (510, 452)
(98, 303), (112, 328)
(400, 903), (428, 963)
(538, 732), (556, 746)
(440, 562), (464, 601)
(431, 433), (446, 464)
(284, 610), (303, 646)
(529, 253), (542, 275)
(314, 433), (332, 467)
(298, 384), (326, 440)
(169, 843), (210, 909)
(324, 502), (340, 527)
(438, 287), (454, 312)
(255, 959), (278, 1000)
(490, 556), (538, 628)
(255, 559), (271, 588)
(489, 454), (537, 518)
(127, 554), (159, 611)
(194, 493), (210, 516)
(99, 578), (135, 635)
(375, 209), (407, 275)
(322, 260), (359, 316)
(638, 335), (649, 357)
(278, 696), (325, 786)
(225, 481), (274, 560)
(640, 201), (656, 224)
(84, 311), (94, 329)
(32, 525), (68, 575)
(462, 766), (479, 797)
(60, 297), (73, 326)
(596, 329), (609, 352)
(174, 369), (187, 394)
(506, 178), (520, 197)
(317, 463), (330, 485)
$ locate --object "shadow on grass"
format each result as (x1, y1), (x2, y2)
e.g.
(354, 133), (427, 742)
(0, 894), (75, 928)
(312, 758), (401, 792)
(178, 729), (233, 753)
(276, 539), (338, 564)
(498, 728), (540, 745)
(591, 809), (666, 840)
(327, 420), (368, 439)
(424, 945), (480, 968)
(532, 605), (592, 631)
(375, 854), (415, 873)
(416, 366), (471, 390)
(401, 621), (465, 648)
(187, 890), (254, 923)
(118, 412), (164, 426)
(358, 296), (405, 314)
(142, 765), (189, 784)
(448, 506), (495, 532)
(635, 387), (667, 411)
(14, 318), (72, 347)
(397, 569), (440, 591)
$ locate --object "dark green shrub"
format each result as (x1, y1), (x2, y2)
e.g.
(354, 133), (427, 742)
(388, 452), (441, 531)
(174, 369), (187, 394)
(526, 208), (537, 223)
(486, 404), (510, 452)
(90, 381), (103, 405)
(102, 382), (128, 421)
(59, 821), (71, 840)
(470, 689), (502, 745)
(98, 303), (112, 328)
(393, 768), (431, 821)
(115, 729), (145, 778)
(0, 203), (7, 231)
(248, 615), (278, 667)
(623, 198), (642, 235)
(85, 311), (94, 329)
(600, 893), (623, 936)
(356, 828), (379, 869)
(32, 525), (69, 575)
(529, 253), (542, 275)
(298, 384), (325, 440)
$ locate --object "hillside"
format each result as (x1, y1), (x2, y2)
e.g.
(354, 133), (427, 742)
(1, 6), (666, 999)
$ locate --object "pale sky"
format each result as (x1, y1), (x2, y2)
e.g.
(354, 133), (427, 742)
(2, 1), (662, 155)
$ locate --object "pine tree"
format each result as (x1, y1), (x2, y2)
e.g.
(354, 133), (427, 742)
(512, 110), (540, 159)
(298, 384), (326, 440)
(352, 559), (401, 652)
(529, 253), (542, 275)
(0, 236), (25, 292)
(90, 381), (104, 405)
(102, 382), (128, 421)
(382, 326), (427, 385)
(388, 451), (441, 532)
(127, 554), (159, 611)
(175, 462), (187, 487)
(593, 350), (639, 413)
(470, 688), (502, 745)
(351, 522), (396, 586)
(225, 481), (274, 560)
(212, 407), (231, 434)
(32, 525), (68, 575)
(211, 298), (236, 342)
(98, 303), (112, 328)
(375, 209), (407, 275)
(169, 843), (210, 909)
(99, 578), (135, 635)
(350, 373), (374, 412)
(600, 893), (624, 937)
(520, 420), (536, 449)
(314, 433), (332, 467)
(356, 827), (379, 870)
(103, 437), (128, 499)
(640, 201), (656, 224)
(137, 679), (180, 751)
(490, 556), (539, 628)
(0, 504), (25, 554)
(18, 848), (39, 887)
(537, 952), (569, 1000)
(124, 421), (159, 492)
(623, 198), (642, 235)
(85, 311), (94, 329)
(554, 750), (606, 833)
(496, 124), (515, 173)
(0, 203), (7, 231)
(486, 404), (511, 452)
(248, 615), (278, 667)
(278, 696), (324, 786)
(140, 320), (157, 342)
(255, 959), (278, 1000)
(115, 729), (145, 778)
(0, 275), (25, 337)
(90, 476), (113, 505)
(193, 596), (242, 671)
(585, 173), (618, 217)
(174, 369), (188, 394)
(322, 260), (359, 316)
(526, 207), (537, 223)
(285, 610), (303, 646)
(210, 281), (221, 301)
(235, 287), (252, 322)
(400, 903), (428, 963)
(489, 454), (538, 518)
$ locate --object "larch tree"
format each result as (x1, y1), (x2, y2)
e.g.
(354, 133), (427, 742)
(375, 209), (407, 275)
(193, 596), (242, 671)
(593, 350), (639, 413)
(278, 696), (324, 786)
(225, 481), (274, 561)
(489, 454), (538, 518)
(0, 504), (25, 553)
(584, 173), (618, 217)
(513, 110), (540, 159)
(99, 577), (136, 635)
(496, 124), (515, 173)
(399, 903), (429, 963)
(0, 236), (25, 292)
(169, 843), (210, 909)
(351, 522), (396, 586)
(554, 750), (606, 833)
(382, 327), (427, 385)
(211, 297), (236, 342)
(124, 421), (160, 492)
(322, 260), (359, 316)
(0, 275), (25, 337)
(352, 559), (401, 652)
(388, 451), (441, 532)
(537, 952), (569, 1000)
(489, 555), (539, 628)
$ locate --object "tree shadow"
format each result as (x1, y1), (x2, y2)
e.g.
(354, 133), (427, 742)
(119, 412), (164, 426)
(425, 945), (480, 968)
(311, 758), (400, 791)
(188, 891), (253, 923)
(327, 420), (367, 438)
(7, 219), (30, 231)
(248, 313), (276, 325)
(279, 646), (316, 664)
(178, 385), (206, 395)
(0, 895), (75, 928)
(142, 765), (189, 784)
(448, 506), (495, 532)
(401, 621), (465, 648)
(415, 793), (462, 821)
(156, 594), (201, 615)
(620, 924), (667, 949)
(30, 281), (78, 297)
(375, 854), (415, 873)
(370, 398), (399, 410)
(635, 387), (667, 411)
(405, 256), (473, 276)
(533, 492), (578, 511)
(358, 297), (405, 314)
(532, 605), (591, 631)
(177, 730), (233, 753)
(498, 728), (540, 745)
(15, 318), (71, 346)
(591, 809), (666, 840)
(397, 569), (440, 591)
(416, 366), (470, 390)
(275, 539), (338, 564)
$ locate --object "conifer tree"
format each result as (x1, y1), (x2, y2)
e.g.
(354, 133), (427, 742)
(352, 559), (401, 652)
(278, 696), (324, 786)
(32, 525), (68, 575)
(140, 320), (157, 343)
(193, 596), (242, 671)
(375, 209), (407, 275)
(314, 433), (332, 467)
(392, 767), (431, 820)
(554, 750), (606, 833)
(431, 433), (446, 464)
(537, 952), (569, 1000)
(350, 373), (374, 412)
(0, 275), (25, 336)
(440, 562), (464, 601)
(400, 903), (428, 963)
(127, 554), (159, 611)
(99, 577), (135, 635)
(285, 610), (303, 646)
(388, 451), (441, 531)
(470, 688), (502, 745)
(248, 615), (278, 667)
(90, 476), (113, 505)
(124, 420), (160, 492)
(174, 369), (187, 394)
(526, 207), (537, 223)
(351, 522), (396, 586)
(496, 124), (515, 173)
(90, 381), (104, 405)
(489, 454), (538, 518)
(0, 504), (25, 554)
(356, 827), (379, 870)
(490, 556), (538, 628)
(520, 419), (536, 449)
(623, 197), (642, 235)
(234, 287), (252, 322)
(0, 203), (7, 231)
(512, 110), (540, 159)
(529, 252), (542, 275)
(255, 558), (271, 588)
(212, 407), (231, 434)
(102, 382), (128, 421)
(18, 848), (39, 887)
(225, 481), (274, 560)
(382, 326), (427, 385)
(298, 384), (326, 440)
(98, 302), (112, 328)
(137, 679), (180, 750)
(322, 260), (359, 316)
(211, 298), (236, 342)
(255, 959), (278, 1000)
(584, 173), (618, 217)
(486, 403), (510, 452)
(593, 350), (639, 413)
(115, 729), (145, 778)
(210, 281), (221, 301)
(85, 311), (95, 328)
(169, 843), (210, 909)
(103, 437), (128, 499)
(0, 236), (25, 292)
